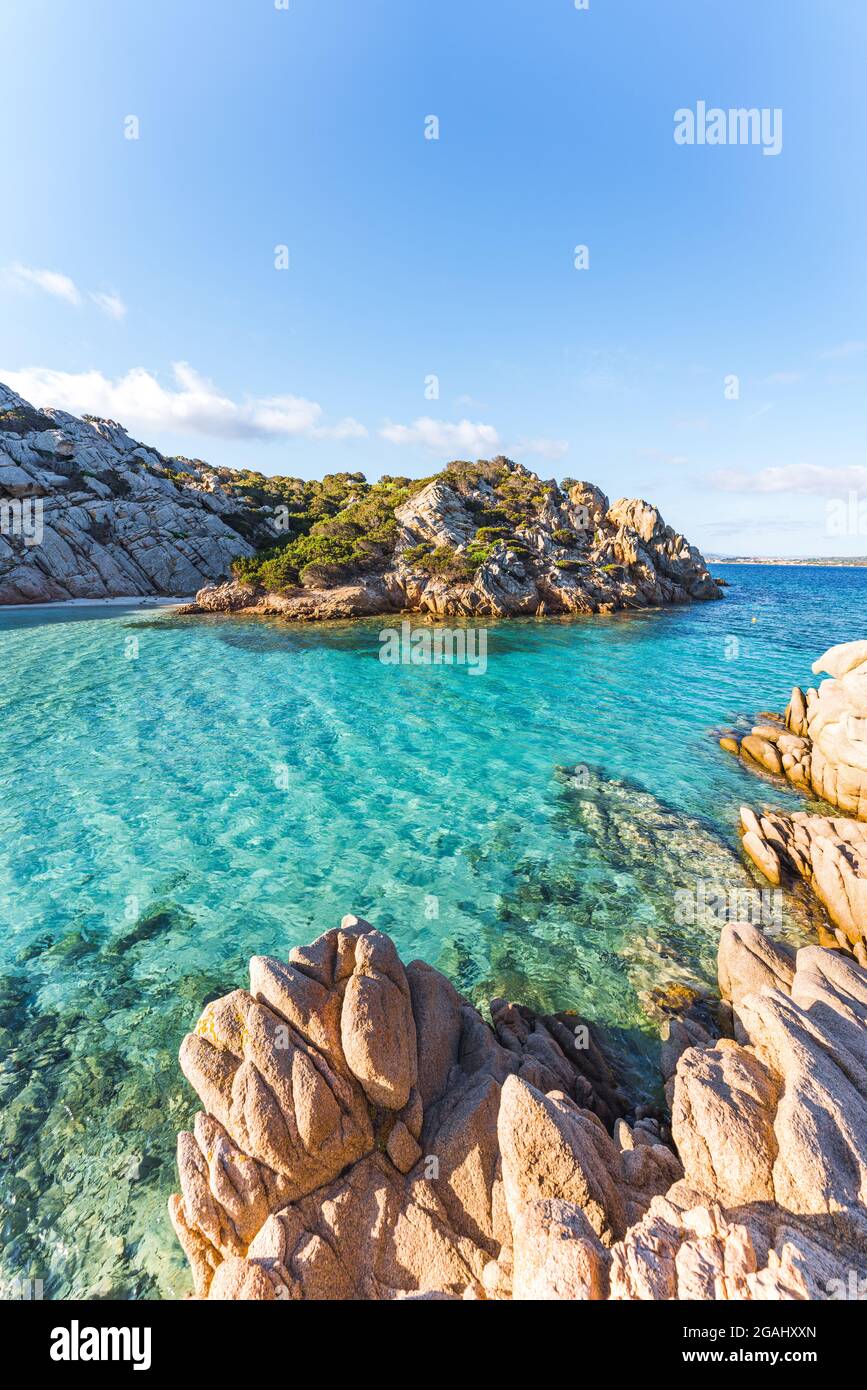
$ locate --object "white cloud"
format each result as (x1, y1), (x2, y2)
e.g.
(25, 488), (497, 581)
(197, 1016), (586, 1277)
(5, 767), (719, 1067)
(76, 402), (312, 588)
(309, 416), (368, 441)
(819, 340), (866, 360)
(712, 464), (867, 496)
(4, 263), (128, 319)
(0, 363), (367, 443)
(380, 417), (501, 454)
(514, 436), (569, 460)
(4, 262), (82, 306)
(380, 418), (568, 460)
(89, 289), (127, 321)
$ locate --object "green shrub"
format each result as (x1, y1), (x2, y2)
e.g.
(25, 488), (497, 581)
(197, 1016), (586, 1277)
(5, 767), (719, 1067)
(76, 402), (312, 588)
(299, 561), (356, 588)
(231, 473), (439, 591)
(401, 543), (434, 567)
(440, 460), (503, 495)
(463, 542), (497, 569)
(230, 458), (581, 594)
(474, 526), (511, 544)
(405, 544), (477, 582)
(259, 533), (359, 590)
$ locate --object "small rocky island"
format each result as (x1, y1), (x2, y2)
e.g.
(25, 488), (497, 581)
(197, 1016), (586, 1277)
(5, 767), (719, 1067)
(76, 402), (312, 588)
(184, 465), (722, 621)
(170, 913), (867, 1300)
(0, 382), (721, 615)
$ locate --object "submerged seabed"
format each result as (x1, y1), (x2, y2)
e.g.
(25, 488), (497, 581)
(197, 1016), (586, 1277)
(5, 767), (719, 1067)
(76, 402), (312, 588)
(0, 565), (864, 1298)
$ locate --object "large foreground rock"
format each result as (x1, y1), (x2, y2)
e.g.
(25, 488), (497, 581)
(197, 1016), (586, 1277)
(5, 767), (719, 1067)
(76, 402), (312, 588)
(720, 641), (867, 961)
(170, 915), (867, 1300)
(722, 640), (867, 818)
(738, 806), (867, 964)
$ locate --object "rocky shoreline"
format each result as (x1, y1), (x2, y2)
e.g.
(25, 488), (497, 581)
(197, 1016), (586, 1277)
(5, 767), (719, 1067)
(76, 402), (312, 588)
(720, 641), (867, 964)
(169, 913), (867, 1300)
(1, 382), (723, 617)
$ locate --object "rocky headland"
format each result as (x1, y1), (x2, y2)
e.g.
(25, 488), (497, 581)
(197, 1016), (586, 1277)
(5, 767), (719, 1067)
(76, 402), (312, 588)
(0, 381), (722, 614)
(169, 913), (867, 1301)
(720, 640), (867, 964)
(184, 471), (722, 621)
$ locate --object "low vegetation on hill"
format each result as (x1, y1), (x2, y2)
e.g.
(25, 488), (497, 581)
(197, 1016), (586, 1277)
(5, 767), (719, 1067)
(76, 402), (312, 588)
(228, 458), (563, 593)
(229, 473), (429, 590)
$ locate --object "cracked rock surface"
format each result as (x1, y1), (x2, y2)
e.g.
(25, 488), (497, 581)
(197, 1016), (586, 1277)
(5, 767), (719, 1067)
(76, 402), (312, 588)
(0, 382), (276, 602)
(721, 641), (867, 963)
(170, 914), (867, 1300)
(186, 467), (722, 621)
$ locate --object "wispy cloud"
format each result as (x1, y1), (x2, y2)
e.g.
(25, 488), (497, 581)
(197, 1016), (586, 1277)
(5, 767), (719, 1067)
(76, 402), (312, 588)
(514, 436), (569, 460)
(379, 417), (567, 460)
(640, 447), (689, 466)
(380, 417), (501, 454)
(3, 262), (82, 306)
(3, 263), (127, 319)
(712, 463), (867, 496)
(89, 289), (127, 321)
(819, 340), (865, 360)
(762, 370), (803, 385)
(0, 364), (367, 442)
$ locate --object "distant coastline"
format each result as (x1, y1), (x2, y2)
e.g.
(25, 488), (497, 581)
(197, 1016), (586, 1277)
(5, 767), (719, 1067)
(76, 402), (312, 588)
(709, 556), (867, 568)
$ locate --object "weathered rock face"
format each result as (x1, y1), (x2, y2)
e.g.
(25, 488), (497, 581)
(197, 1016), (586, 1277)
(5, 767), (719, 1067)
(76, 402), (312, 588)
(170, 914), (867, 1300)
(738, 807), (867, 964)
(186, 462), (721, 621)
(0, 383), (277, 603)
(183, 576), (397, 621)
(719, 642), (867, 963)
(799, 642), (867, 817)
(722, 640), (867, 818)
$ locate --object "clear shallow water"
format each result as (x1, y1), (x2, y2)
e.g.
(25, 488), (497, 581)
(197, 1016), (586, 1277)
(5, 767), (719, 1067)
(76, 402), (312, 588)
(1, 566), (865, 1298)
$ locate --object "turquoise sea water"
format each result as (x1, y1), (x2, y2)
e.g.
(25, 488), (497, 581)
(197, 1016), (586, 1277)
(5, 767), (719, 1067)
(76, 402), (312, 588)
(1, 564), (866, 1299)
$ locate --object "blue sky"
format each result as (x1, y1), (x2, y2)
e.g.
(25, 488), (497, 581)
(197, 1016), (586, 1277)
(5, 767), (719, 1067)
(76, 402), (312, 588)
(1, 0), (866, 555)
